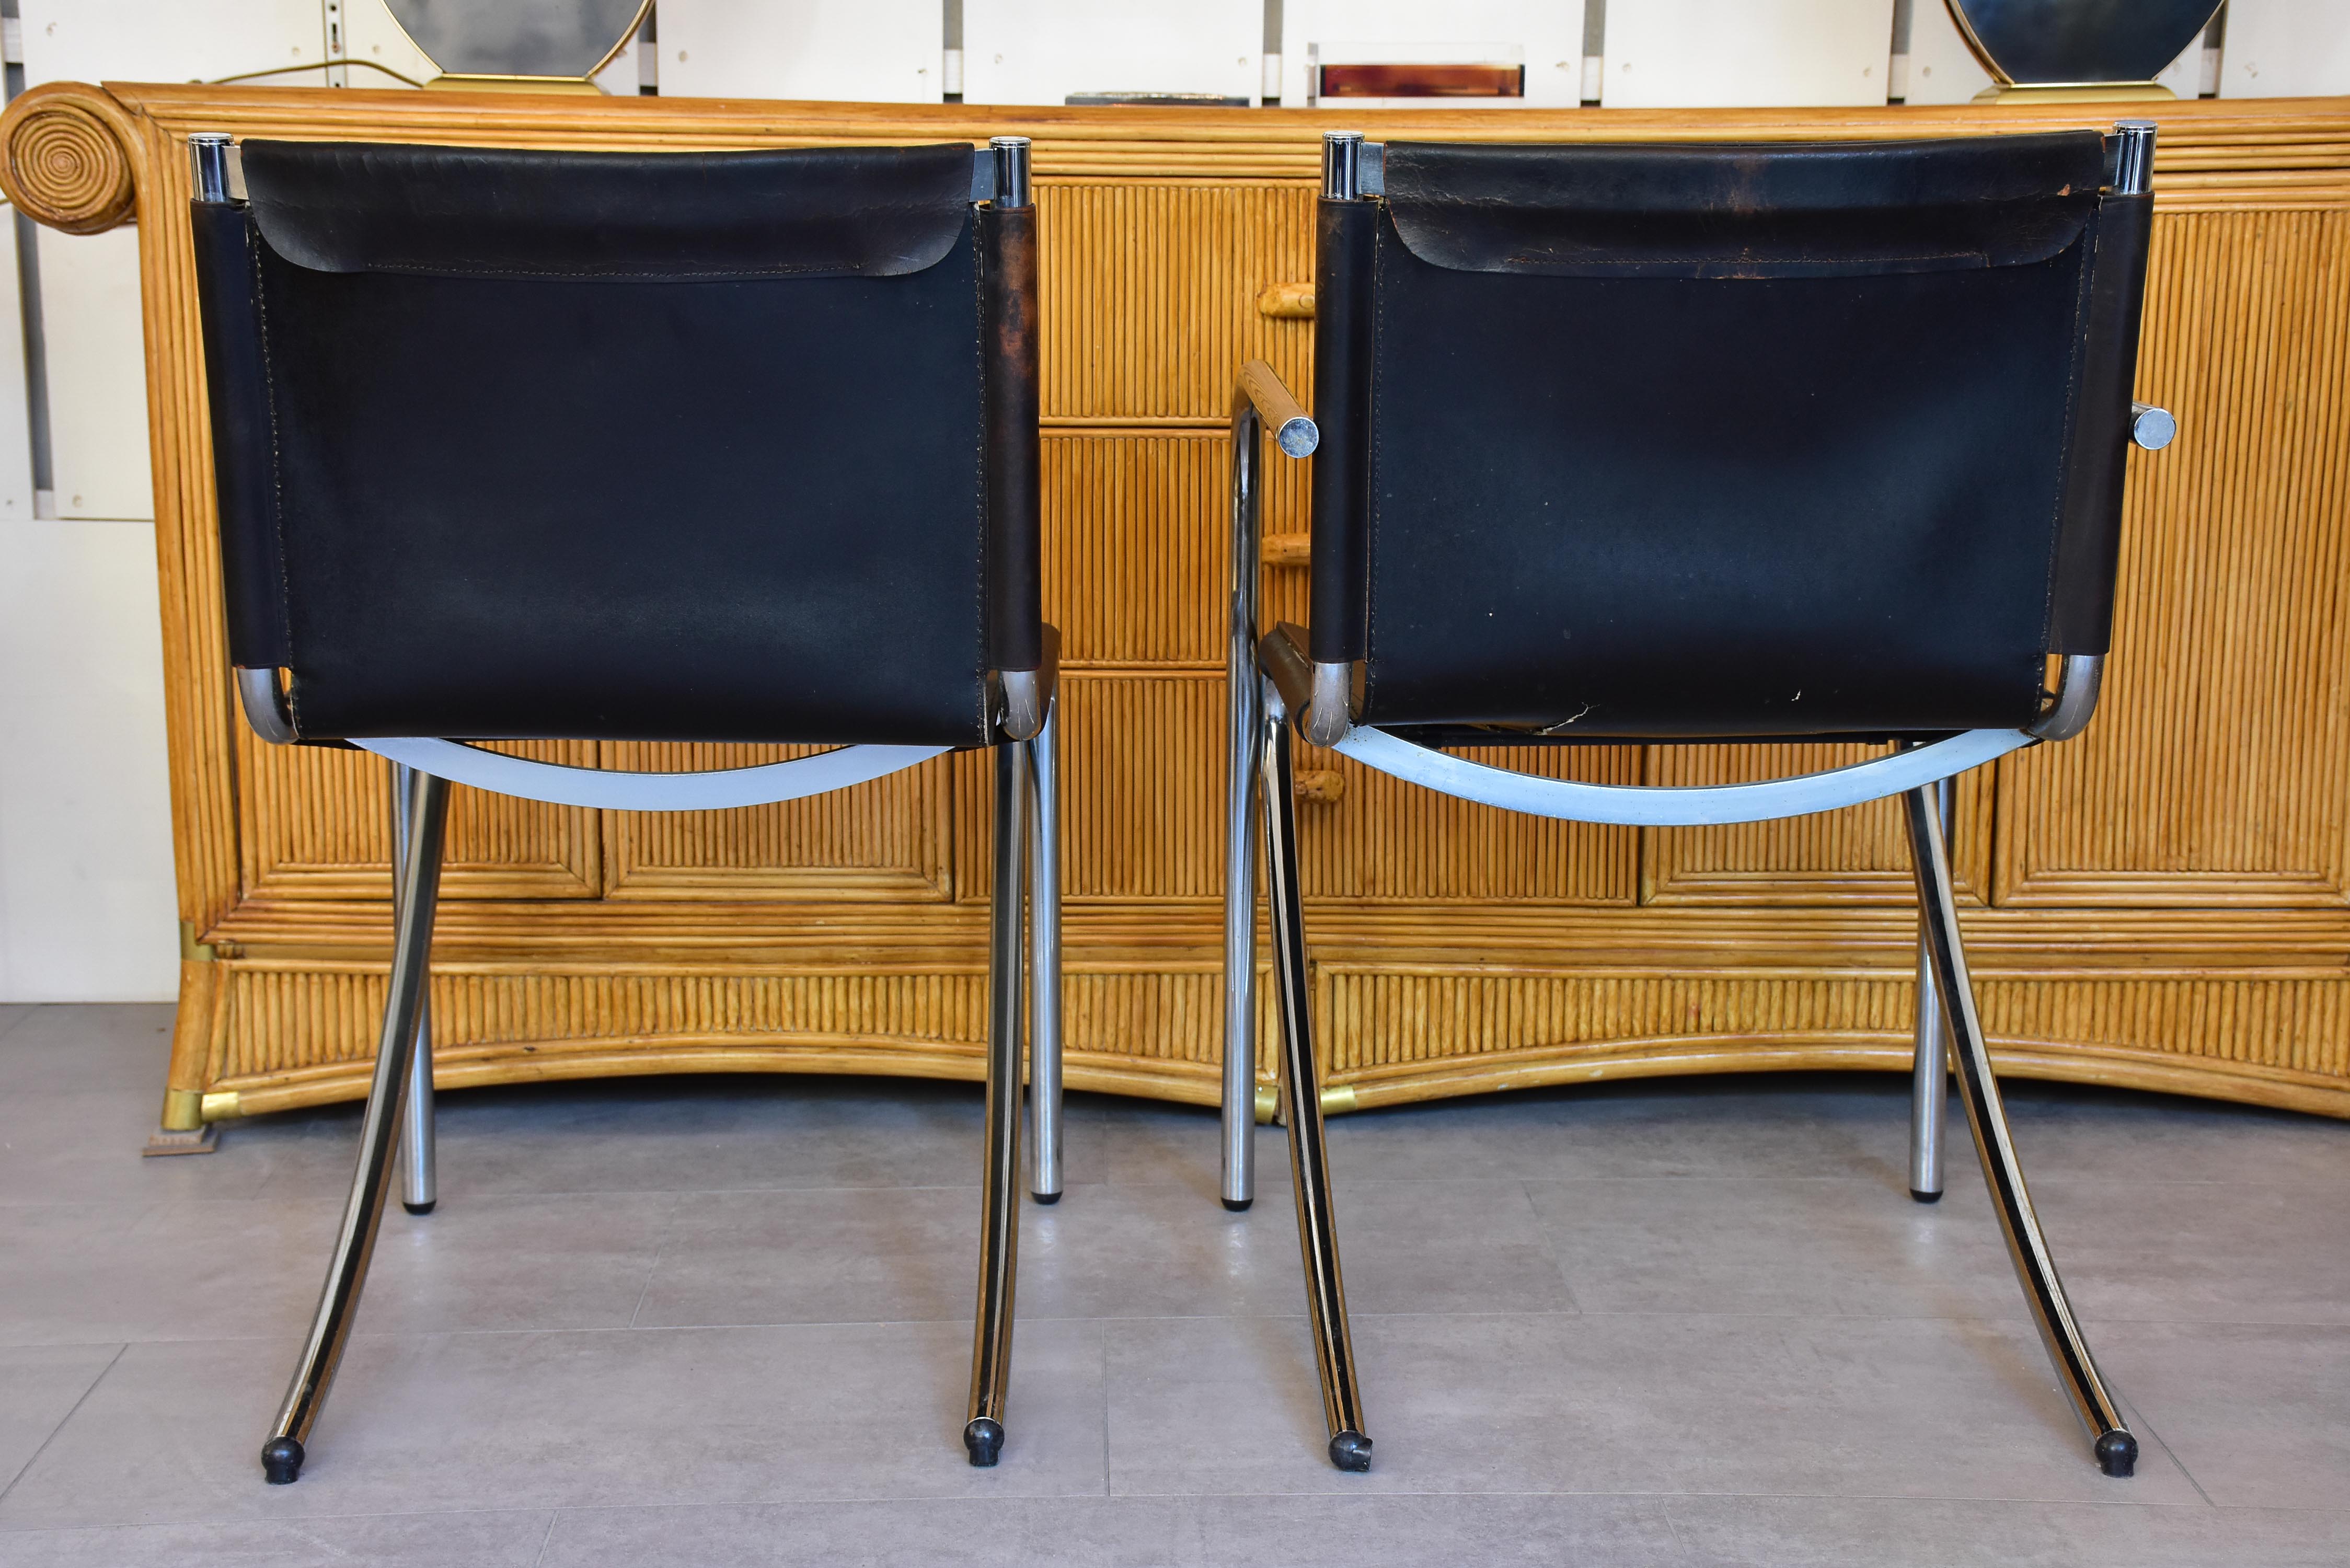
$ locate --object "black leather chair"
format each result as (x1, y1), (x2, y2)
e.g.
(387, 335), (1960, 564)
(1223, 126), (2176, 1476)
(188, 133), (1060, 1481)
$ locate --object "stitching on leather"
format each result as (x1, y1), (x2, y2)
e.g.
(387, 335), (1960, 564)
(973, 220), (990, 743)
(249, 233), (299, 733)
(2038, 221), (2102, 661)
(1363, 215), (1384, 715)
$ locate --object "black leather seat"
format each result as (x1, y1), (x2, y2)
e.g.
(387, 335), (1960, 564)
(189, 134), (1058, 1482)
(1222, 127), (2172, 1478)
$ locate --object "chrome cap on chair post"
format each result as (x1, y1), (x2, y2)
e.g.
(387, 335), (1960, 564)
(990, 135), (1031, 209)
(188, 132), (244, 204)
(2108, 119), (2157, 197)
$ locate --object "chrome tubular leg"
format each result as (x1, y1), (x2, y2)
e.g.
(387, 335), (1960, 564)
(392, 766), (437, 1216)
(1222, 399), (1265, 1210)
(965, 739), (1029, 1467)
(1909, 772), (1953, 1204)
(1261, 677), (1369, 1472)
(1906, 784), (2137, 1479)
(261, 766), (449, 1484)
(1027, 700), (1063, 1204)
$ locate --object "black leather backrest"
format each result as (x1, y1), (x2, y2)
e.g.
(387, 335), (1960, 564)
(1311, 134), (2149, 741)
(193, 141), (1034, 747)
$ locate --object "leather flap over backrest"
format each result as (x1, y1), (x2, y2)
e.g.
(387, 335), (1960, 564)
(240, 140), (976, 281)
(1382, 133), (2106, 279)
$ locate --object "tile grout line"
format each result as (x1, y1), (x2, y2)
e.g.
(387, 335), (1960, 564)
(0, 1343), (126, 1509)
(529, 1508), (558, 1567)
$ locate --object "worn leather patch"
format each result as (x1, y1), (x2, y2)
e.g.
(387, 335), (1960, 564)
(1383, 135), (2105, 279)
(243, 141), (975, 281)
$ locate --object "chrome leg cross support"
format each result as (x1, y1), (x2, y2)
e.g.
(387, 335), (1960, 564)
(1223, 388), (1268, 1212)
(1909, 772), (1953, 1203)
(262, 765), (449, 1484)
(391, 765), (437, 1216)
(1027, 701), (1063, 1204)
(965, 740), (1030, 1467)
(1907, 785), (2138, 1478)
(1222, 361), (1317, 1210)
(1261, 677), (1370, 1472)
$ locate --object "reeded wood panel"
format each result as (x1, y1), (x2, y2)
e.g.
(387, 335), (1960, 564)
(1320, 968), (1919, 1076)
(598, 744), (953, 902)
(1039, 180), (1314, 422)
(1059, 670), (1223, 899)
(1319, 966), (2350, 1088)
(1045, 430), (1226, 664)
(218, 965), (988, 1078)
(1644, 744), (1994, 906)
(1977, 975), (2350, 1080)
(2000, 209), (2350, 907)
(237, 731), (600, 900)
(1295, 737), (1641, 903)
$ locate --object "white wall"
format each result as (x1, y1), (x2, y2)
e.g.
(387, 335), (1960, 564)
(1603, 0), (1896, 108)
(660, 0), (943, 102)
(963, 0), (1262, 105)
(2219, 0), (2350, 98)
(0, 520), (178, 1000)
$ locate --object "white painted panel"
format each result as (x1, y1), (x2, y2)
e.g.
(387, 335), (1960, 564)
(0, 239), (33, 522)
(20, 0), (326, 88)
(24, 2), (337, 525)
(0, 519), (178, 1002)
(1280, 0), (1587, 108)
(964, 0), (1260, 106)
(341, 0), (440, 87)
(661, 0), (943, 102)
(35, 228), (151, 522)
(2219, 0), (2350, 98)
(1902, 0), (1996, 103)
(1603, 0), (1896, 108)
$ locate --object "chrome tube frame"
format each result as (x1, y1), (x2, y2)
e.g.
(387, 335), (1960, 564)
(189, 132), (245, 204)
(1223, 363), (1319, 1210)
(1909, 771), (1954, 1203)
(964, 739), (1030, 1467)
(390, 766), (436, 1216)
(260, 765), (448, 1484)
(1027, 699), (1063, 1203)
(237, 667), (297, 745)
(1261, 673), (1372, 1472)
(2030, 654), (2106, 742)
(1907, 783), (2138, 1478)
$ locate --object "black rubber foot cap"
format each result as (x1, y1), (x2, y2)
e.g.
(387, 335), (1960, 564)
(260, 1437), (305, 1484)
(1221, 1196), (1253, 1212)
(1909, 1188), (1943, 1204)
(1031, 1191), (1061, 1206)
(2096, 1429), (2139, 1478)
(1328, 1430), (1373, 1472)
(964, 1417), (1005, 1467)
(402, 1200), (436, 1216)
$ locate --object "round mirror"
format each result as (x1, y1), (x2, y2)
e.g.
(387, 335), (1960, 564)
(1946, 0), (2222, 87)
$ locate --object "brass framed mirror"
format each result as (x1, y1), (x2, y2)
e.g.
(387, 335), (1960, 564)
(381, 0), (652, 94)
(1945, 0), (2224, 102)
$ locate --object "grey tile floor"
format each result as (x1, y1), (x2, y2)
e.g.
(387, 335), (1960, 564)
(1, 1001), (2346, 1565)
